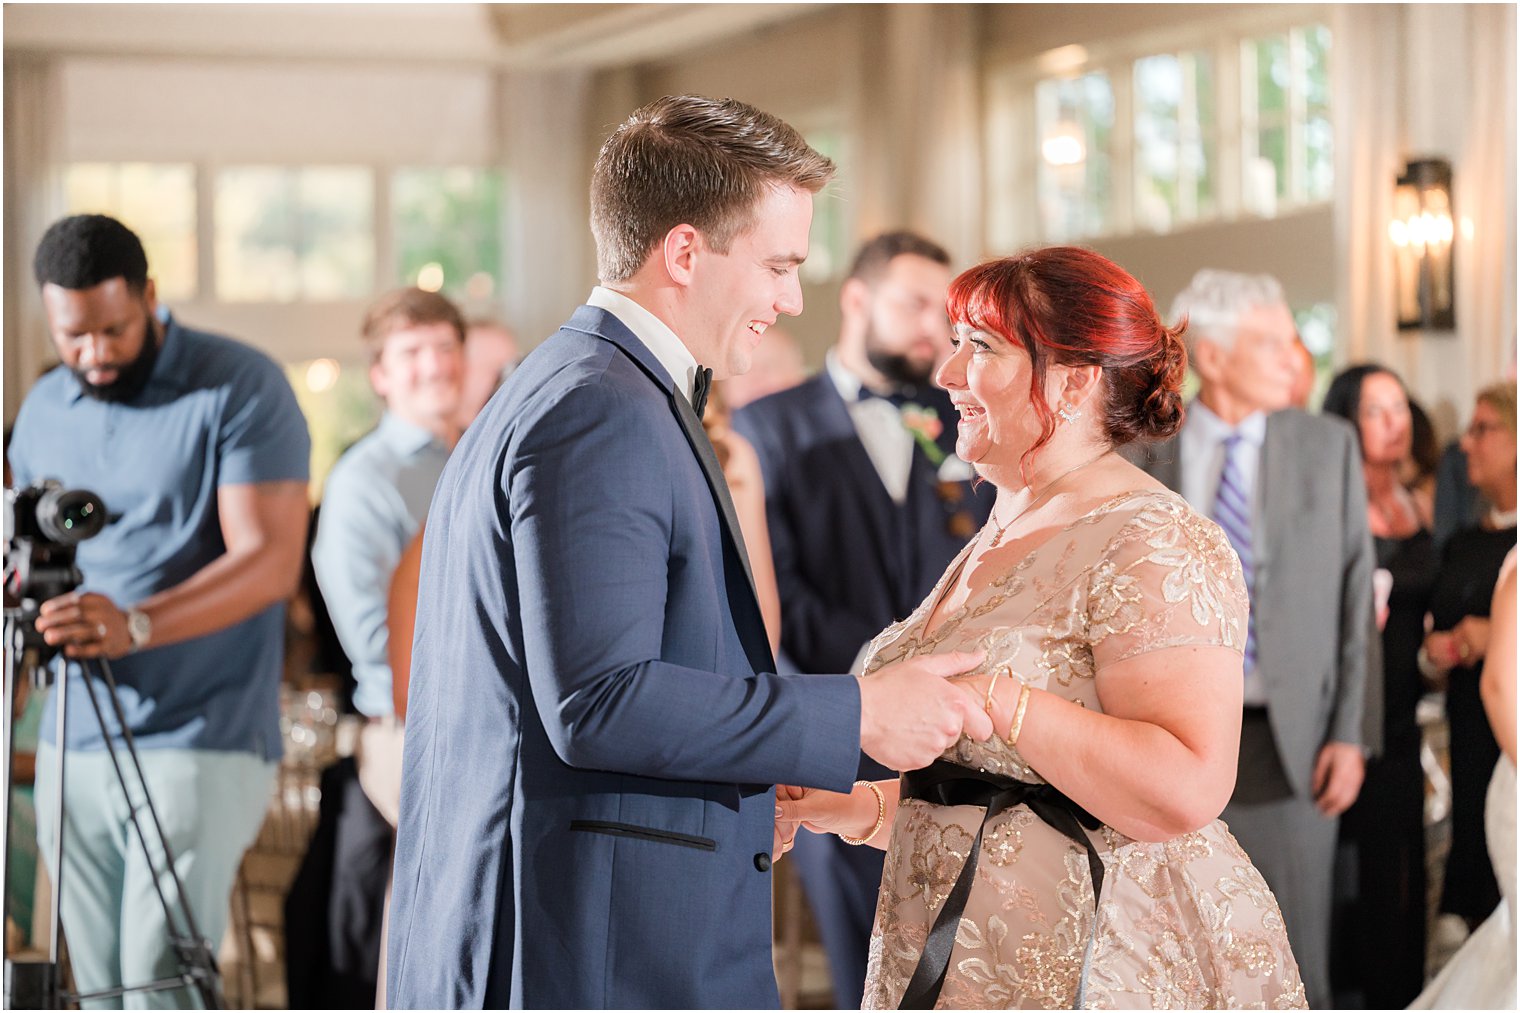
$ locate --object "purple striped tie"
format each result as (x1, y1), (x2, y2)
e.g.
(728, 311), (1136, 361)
(1212, 432), (1257, 672)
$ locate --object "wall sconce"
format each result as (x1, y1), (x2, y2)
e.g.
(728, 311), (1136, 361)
(1390, 158), (1455, 331)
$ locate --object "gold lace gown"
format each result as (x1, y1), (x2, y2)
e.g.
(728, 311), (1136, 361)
(860, 490), (1307, 1010)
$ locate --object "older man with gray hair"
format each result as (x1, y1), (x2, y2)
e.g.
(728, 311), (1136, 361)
(1130, 268), (1380, 1009)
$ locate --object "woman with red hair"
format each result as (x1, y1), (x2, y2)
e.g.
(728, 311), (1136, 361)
(780, 247), (1304, 1009)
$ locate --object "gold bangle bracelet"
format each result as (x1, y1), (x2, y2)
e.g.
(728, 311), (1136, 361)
(983, 666), (1004, 718)
(1007, 683), (1032, 748)
(840, 779), (886, 846)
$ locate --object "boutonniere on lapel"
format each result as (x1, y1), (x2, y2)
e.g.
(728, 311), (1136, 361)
(900, 404), (946, 467)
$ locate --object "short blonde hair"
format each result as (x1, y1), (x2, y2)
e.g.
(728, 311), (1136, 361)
(1476, 380), (1518, 437)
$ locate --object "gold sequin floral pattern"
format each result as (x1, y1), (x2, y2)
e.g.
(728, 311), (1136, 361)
(859, 490), (1304, 1010)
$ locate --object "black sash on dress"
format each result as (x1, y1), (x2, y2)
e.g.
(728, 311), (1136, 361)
(896, 760), (1106, 1010)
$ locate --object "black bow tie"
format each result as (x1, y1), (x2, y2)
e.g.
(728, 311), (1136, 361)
(691, 365), (713, 418)
(858, 385), (917, 410)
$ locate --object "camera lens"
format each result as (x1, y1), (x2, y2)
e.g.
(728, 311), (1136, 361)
(36, 488), (107, 545)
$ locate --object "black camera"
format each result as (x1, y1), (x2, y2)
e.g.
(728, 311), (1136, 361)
(4, 480), (108, 608)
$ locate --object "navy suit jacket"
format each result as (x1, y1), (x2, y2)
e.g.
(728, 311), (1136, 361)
(386, 306), (862, 1009)
(734, 374), (992, 780)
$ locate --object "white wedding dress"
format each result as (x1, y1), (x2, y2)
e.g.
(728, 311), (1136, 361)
(1411, 754), (1517, 1010)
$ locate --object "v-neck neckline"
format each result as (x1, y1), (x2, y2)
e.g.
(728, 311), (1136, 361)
(914, 488), (1163, 644)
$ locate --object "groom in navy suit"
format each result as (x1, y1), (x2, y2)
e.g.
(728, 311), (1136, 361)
(385, 96), (992, 1009)
(734, 231), (994, 1006)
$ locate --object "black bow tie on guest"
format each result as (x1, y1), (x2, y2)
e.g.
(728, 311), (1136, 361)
(857, 384), (919, 411)
(691, 365), (714, 418)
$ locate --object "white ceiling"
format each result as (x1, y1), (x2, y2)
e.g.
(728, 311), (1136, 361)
(2, 3), (819, 69)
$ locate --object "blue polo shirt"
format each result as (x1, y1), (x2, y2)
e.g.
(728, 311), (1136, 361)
(7, 312), (310, 760)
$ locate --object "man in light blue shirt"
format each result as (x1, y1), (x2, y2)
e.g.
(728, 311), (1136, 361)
(9, 214), (311, 1007)
(313, 287), (466, 818)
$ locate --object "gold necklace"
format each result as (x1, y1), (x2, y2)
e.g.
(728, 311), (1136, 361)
(984, 450), (1114, 549)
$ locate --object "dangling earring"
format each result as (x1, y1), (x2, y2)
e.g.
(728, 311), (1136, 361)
(1057, 403), (1081, 424)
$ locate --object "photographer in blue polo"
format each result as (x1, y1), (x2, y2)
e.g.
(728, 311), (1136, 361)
(7, 214), (310, 1007)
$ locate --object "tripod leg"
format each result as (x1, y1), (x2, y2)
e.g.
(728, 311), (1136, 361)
(34, 746), (127, 1011)
(113, 755), (272, 1011)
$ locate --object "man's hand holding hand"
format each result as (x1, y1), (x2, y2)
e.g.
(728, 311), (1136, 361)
(858, 651), (992, 772)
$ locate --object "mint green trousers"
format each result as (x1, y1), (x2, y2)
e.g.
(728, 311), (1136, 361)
(35, 745), (274, 1009)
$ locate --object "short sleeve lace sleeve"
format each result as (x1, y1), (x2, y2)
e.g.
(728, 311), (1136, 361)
(1086, 495), (1249, 670)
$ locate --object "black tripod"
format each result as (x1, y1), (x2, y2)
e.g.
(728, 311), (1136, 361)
(2, 488), (224, 1008)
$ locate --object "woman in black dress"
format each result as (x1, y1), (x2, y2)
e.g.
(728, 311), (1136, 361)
(1323, 364), (1438, 1008)
(1423, 381), (1518, 933)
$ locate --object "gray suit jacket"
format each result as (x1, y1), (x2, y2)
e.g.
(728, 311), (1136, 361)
(1131, 407), (1383, 798)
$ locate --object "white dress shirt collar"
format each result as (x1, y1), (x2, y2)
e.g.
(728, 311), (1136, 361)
(1186, 399), (1268, 447)
(587, 286), (699, 405)
(824, 350), (865, 402)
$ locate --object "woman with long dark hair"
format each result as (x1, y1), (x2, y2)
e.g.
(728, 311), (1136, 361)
(1321, 363), (1436, 1008)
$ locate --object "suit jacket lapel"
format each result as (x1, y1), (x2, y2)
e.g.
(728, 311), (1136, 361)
(567, 305), (775, 672)
(670, 388), (757, 593)
(1258, 414), (1293, 578)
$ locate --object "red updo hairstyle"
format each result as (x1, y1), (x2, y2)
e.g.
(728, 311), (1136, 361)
(946, 246), (1187, 474)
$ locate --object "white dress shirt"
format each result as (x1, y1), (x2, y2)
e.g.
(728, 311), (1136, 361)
(1179, 400), (1270, 705)
(588, 286), (700, 404)
(825, 352), (916, 504)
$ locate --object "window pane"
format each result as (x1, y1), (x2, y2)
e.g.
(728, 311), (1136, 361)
(298, 168), (373, 301)
(393, 167), (502, 299)
(63, 164), (115, 212)
(1303, 24), (1331, 110)
(216, 167), (372, 302)
(217, 168), (299, 302)
(1255, 34), (1290, 118)
(800, 130), (847, 283)
(1037, 72), (1114, 240)
(1304, 115), (1334, 202)
(1190, 54), (1217, 219)
(63, 162), (197, 301)
(1254, 125), (1289, 208)
(1134, 54), (1181, 231)
(1194, 55), (1216, 142)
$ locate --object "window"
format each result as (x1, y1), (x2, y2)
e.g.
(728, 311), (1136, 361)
(1025, 20), (1330, 243)
(1243, 24), (1332, 214)
(1133, 51), (1216, 232)
(62, 163), (197, 301)
(392, 167), (502, 301)
(801, 128), (849, 283)
(215, 166), (373, 302)
(1036, 72), (1115, 242)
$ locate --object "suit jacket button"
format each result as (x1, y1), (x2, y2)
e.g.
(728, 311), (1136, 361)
(754, 852), (772, 872)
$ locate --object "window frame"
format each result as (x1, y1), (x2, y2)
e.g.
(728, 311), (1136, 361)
(985, 5), (1332, 250)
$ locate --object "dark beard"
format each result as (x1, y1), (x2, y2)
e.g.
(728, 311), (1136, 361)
(865, 343), (935, 389)
(75, 316), (162, 403)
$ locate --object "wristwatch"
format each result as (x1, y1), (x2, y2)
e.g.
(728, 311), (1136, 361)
(126, 607), (152, 653)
